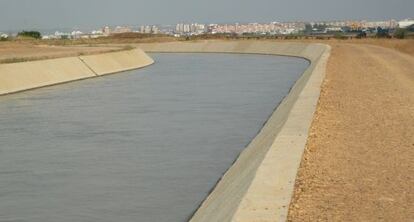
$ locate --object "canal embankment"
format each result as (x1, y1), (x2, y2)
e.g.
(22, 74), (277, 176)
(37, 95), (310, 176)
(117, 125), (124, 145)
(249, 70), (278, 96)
(0, 48), (154, 95)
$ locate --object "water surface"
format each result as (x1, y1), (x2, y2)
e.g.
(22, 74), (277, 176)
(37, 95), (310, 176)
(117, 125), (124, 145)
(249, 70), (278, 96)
(0, 53), (308, 222)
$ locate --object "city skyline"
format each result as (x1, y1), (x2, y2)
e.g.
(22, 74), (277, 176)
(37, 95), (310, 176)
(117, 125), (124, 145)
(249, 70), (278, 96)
(12, 18), (409, 41)
(0, 0), (413, 31)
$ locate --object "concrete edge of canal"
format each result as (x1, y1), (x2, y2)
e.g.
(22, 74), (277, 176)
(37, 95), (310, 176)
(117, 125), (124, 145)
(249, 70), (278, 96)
(136, 40), (331, 222)
(0, 48), (154, 95)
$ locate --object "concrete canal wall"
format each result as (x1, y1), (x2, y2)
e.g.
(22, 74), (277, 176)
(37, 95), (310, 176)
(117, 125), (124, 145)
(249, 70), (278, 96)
(137, 41), (331, 222)
(0, 48), (154, 95)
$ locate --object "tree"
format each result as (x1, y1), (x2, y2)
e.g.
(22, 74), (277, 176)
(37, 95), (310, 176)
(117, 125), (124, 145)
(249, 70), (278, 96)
(304, 23), (312, 35)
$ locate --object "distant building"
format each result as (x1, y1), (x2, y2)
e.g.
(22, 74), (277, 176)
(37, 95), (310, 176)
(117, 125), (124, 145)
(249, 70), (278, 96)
(325, 27), (343, 33)
(362, 20), (397, 29)
(183, 24), (190, 33)
(207, 21), (307, 35)
(175, 23), (206, 35)
(85, 30), (104, 39)
(113, 26), (132, 34)
(136, 25), (162, 34)
(71, 30), (83, 39)
(399, 19), (414, 28)
(54, 31), (71, 39)
(102, 26), (111, 36)
(144, 26), (152, 33)
(152, 26), (159, 34)
(176, 23), (184, 33)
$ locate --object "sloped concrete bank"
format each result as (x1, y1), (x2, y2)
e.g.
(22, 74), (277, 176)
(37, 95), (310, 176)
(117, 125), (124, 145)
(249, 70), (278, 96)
(0, 48), (154, 95)
(137, 41), (331, 222)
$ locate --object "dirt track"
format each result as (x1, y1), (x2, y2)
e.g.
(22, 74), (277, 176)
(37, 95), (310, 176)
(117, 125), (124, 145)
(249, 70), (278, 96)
(288, 44), (414, 221)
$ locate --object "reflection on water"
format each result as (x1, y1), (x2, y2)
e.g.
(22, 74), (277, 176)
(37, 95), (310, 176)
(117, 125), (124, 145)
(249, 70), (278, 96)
(0, 53), (308, 222)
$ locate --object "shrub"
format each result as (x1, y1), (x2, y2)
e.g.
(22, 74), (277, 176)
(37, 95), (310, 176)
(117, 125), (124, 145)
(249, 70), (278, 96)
(394, 28), (407, 39)
(407, 24), (414, 32)
(122, 45), (135, 50)
(333, 32), (347, 40)
(355, 32), (367, 39)
(17, 30), (42, 39)
(0, 57), (30, 64)
(376, 27), (390, 38)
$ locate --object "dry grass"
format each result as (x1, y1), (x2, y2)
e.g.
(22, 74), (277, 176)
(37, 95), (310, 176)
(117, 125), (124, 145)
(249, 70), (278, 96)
(345, 39), (414, 55)
(0, 42), (121, 64)
(38, 35), (178, 46)
(261, 38), (414, 56)
(1, 37), (413, 65)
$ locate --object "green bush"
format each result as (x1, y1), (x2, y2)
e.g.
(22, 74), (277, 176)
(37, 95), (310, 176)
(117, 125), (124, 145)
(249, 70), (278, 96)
(17, 30), (42, 39)
(394, 28), (407, 39)
(333, 32), (347, 40)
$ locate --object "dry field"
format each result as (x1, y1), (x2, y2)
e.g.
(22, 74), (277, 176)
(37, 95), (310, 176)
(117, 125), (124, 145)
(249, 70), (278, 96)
(343, 39), (414, 55)
(280, 38), (414, 56)
(288, 41), (414, 221)
(0, 35), (178, 63)
(0, 42), (119, 63)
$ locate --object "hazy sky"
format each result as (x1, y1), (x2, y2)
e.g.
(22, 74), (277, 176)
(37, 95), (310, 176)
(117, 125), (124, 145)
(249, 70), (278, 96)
(0, 0), (412, 31)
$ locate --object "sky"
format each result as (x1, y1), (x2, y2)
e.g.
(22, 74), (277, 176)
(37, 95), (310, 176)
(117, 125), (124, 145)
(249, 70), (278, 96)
(0, 0), (412, 31)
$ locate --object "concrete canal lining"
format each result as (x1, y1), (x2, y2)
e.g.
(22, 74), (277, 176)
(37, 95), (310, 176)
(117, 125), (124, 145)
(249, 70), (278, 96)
(0, 41), (330, 222)
(137, 41), (331, 222)
(0, 48), (154, 95)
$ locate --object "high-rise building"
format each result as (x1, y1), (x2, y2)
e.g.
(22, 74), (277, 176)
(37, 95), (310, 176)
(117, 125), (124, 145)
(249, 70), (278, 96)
(102, 26), (111, 36)
(152, 26), (159, 34)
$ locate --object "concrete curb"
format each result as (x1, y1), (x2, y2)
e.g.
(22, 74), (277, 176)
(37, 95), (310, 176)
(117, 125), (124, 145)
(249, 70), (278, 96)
(137, 41), (331, 222)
